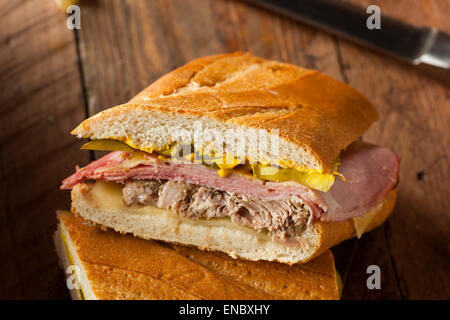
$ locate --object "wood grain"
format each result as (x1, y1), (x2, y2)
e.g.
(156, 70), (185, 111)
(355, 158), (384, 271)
(1, 0), (448, 299)
(0, 0), (90, 298)
(337, 0), (450, 299)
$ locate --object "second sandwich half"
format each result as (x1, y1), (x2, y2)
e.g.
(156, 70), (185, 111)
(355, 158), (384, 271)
(61, 52), (399, 264)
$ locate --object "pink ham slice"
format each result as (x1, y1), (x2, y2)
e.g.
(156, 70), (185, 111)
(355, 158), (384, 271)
(319, 142), (399, 221)
(61, 151), (327, 217)
(61, 141), (399, 222)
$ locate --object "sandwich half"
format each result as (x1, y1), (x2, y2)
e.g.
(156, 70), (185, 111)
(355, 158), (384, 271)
(54, 211), (340, 300)
(61, 52), (399, 264)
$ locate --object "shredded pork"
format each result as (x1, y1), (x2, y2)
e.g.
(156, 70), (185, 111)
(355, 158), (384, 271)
(122, 179), (310, 243)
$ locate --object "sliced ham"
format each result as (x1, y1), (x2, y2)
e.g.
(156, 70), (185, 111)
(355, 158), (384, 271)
(61, 152), (326, 217)
(61, 141), (399, 222)
(319, 142), (400, 221)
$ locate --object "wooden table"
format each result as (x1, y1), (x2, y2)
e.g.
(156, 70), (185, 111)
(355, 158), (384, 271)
(1, 0), (448, 299)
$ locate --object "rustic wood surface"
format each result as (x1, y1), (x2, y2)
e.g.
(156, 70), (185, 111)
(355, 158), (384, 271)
(1, 0), (448, 299)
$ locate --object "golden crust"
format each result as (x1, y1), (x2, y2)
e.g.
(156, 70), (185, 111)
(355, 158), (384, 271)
(72, 52), (378, 171)
(58, 212), (339, 300)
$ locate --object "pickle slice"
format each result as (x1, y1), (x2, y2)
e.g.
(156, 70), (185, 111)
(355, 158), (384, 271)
(157, 146), (175, 157)
(81, 139), (135, 152)
(252, 165), (335, 192)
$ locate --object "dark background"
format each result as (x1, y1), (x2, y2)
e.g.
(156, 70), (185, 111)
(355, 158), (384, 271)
(1, 0), (449, 299)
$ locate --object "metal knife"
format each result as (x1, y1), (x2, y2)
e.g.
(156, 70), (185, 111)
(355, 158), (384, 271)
(241, 0), (450, 86)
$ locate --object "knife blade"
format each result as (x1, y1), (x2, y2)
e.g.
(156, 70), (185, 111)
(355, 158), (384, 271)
(241, 0), (450, 86)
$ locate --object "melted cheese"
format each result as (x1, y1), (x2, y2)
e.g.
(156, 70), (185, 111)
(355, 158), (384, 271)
(352, 202), (383, 238)
(91, 181), (272, 241)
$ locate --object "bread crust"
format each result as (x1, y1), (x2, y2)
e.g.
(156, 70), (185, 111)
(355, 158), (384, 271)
(308, 189), (397, 261)
(56, 212), (339, 300)
(72, 52), (378, 171)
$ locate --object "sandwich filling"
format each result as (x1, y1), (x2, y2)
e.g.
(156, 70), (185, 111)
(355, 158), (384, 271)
(81, 139), (339, 192)
(122, 180), (310, 243)
(61, 140), (399, 245)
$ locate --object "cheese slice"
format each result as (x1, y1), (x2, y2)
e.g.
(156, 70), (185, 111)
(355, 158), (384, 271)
(90, 181), (272, 241)
(352, 203), (382, 238)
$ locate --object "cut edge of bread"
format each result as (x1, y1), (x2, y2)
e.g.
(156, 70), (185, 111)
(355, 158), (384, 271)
(54, 217), (98, 300)
(72, 107), (325, 171)
(71, 52), (379, 172)
(70, 182), (396, 265)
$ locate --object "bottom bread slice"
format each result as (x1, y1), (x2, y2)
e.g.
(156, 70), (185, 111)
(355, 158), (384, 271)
(54, 211), (340, 300)
(71, 181), (396, 264)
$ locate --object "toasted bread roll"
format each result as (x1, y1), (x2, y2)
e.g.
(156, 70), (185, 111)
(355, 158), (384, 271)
(72, 52), (378, 172)
(55, 212), (339, 300)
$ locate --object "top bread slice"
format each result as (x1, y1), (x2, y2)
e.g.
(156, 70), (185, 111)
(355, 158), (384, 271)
(72, 52), (378, 172)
